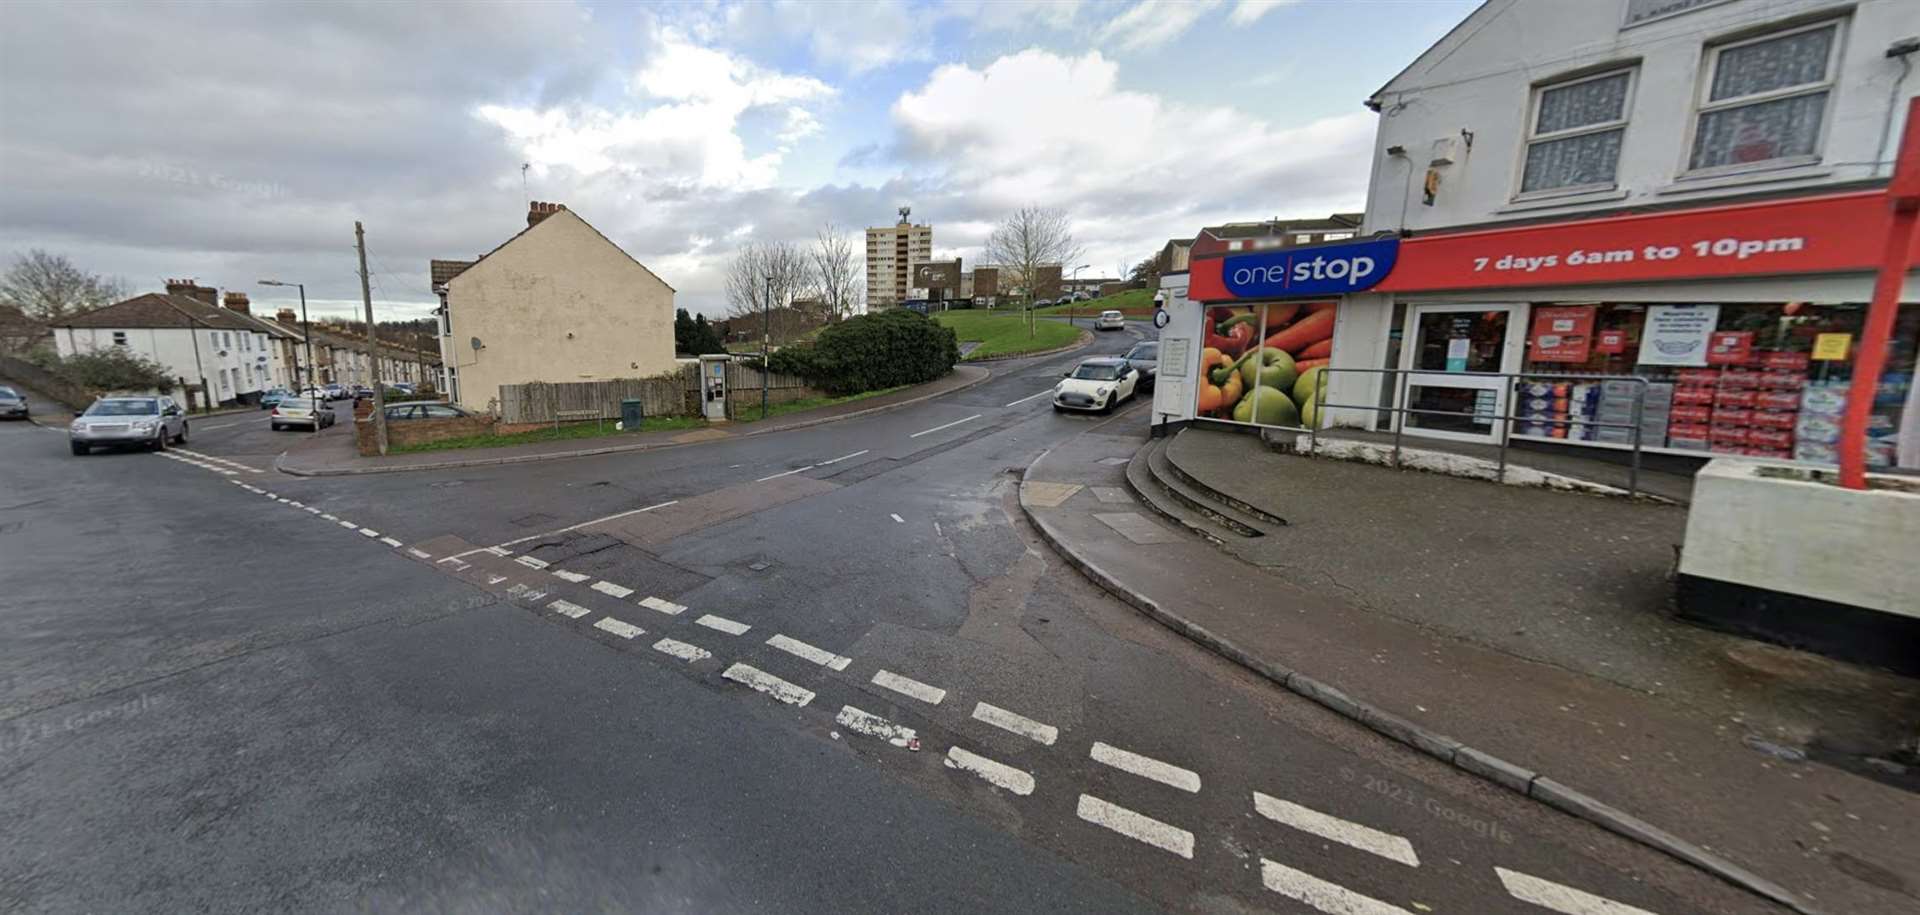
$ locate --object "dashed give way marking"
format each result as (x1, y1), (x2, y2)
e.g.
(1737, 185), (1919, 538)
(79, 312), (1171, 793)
(1091, 741), (1201, 793)
(651, 637), (711, 663)
(695, 614), (750, 635)
(551, 569), (590, 583)
(767, 634), (851, 671)
(640, 596), (687, 616)
(972, 702), (1057, 746)
(1495, 868), (1661, 915)
(592, 617), (644, 639)
(723, 663), (814, 707)
(871, 669), (945, 705)
(1261, 858), (1411, 915)
(1254, 791), (1418, 868)
(945, 746), (1034, 796)
(1077, 794), (1193, 859)
(591, 580), (635, 598)
(548, 599), (591, 619)
(836, 706), (917, 748)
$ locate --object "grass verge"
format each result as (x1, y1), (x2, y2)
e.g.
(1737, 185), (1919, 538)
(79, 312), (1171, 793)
(935, 311), (1081, 359)
(1031, 288), (1155, 316)
(730, 384), (909, 423)
(390, 414), (704, 454)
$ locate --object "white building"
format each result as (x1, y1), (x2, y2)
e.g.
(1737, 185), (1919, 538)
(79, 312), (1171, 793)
(866, 209), (932, 309)
(55, 280), (286, 408)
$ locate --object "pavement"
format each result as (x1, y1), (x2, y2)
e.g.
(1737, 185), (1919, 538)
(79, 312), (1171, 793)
(1, 321), (1787, 915)
(1020, 421), (1920, 915)
(276, 364), (991, 475)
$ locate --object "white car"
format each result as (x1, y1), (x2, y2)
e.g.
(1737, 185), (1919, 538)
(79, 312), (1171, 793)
(1095, 309), (1126, 330)
(1053, 357), (1140, 413)
(270, 396), (335, 431)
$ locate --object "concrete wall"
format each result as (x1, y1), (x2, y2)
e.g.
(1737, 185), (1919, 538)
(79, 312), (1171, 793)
(443, 210), (675, 413)
(355, 414), (494, 455)
(1366, 0), (1920, 235)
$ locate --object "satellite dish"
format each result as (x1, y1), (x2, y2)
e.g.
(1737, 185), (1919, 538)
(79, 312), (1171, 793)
(470, 336), (484, 350)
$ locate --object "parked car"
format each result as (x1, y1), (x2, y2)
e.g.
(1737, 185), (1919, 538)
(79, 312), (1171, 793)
(0, 385), (28, 420)
(1053, 357), (1140, 413)
(69, 396), (188, 454)
(389, 382), (416, 394)
(258, 388), (293, 409)
(1071, 291), (1092, 302)
(321, 383), (349, 401)
(1121, 340), (1159, 390)
(351, 385), (374, 401)
(1095, 309), (1126, 330)
(383, 403), (473, 421)
(270, 396), (335, 431)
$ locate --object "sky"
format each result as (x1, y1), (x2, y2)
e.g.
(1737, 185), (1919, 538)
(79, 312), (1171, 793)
(0, 0), (1478, 321)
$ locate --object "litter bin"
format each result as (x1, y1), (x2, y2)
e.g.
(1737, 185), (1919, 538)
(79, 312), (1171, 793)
(621, 398), (644, 429)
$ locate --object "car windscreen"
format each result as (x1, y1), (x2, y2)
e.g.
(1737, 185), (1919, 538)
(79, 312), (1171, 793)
(1071, 364), (1122, 381)
(1127, 343), (1158, 360)
(0, 387), (19, 400)
(85, 400), (158, 416)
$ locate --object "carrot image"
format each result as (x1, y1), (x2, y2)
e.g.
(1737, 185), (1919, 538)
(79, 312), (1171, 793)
(1298, 337), (1333, 360)
(1294, 357), (1330, 371)
(1261, 308), (1335, 354)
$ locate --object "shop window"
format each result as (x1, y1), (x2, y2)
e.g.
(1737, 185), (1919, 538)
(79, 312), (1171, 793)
(1520, 69), (1634, 195)
(1687, 21), (1839, 172)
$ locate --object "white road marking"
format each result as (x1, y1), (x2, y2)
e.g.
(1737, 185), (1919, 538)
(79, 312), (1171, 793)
(338, 520), (358, 529)
(321, 513), (338, 521)
(1495, 868), (1660, 915)
(1261, 858), (1414, 915)
(755, 465), (814, 482)
(817, 449), (868, 465)
(286, 500), (304, 508)
(766, 634), (852, 671)
(277, 498), (291, 503)
(695, 614), (750, 635)
(513, 555), (550, 569)
(593, 617), (645, 639)
(551, 569), (591, 583)
(871, 669), (946, 705)
(1077, 795), (1193, 858)
(1005, 389), (1054, 407)
(358, 528), (379, 537)
(379, 536), (403, 547)
(548, 599), (591, 619)
(436, 555), (463, 563)
(837, 706), (918, 748)
(490, 499), (679, 549)
(302, 506), (321, 514)
(591, 580), (635, 599)
(945, 746), (1035, 796)
(488, 575), (509, 585)
(484, 546), (512, 556)
(908, 413), (980, 438)
(972, 702), (1058, 745)
(639, 596), (686, 616)
(445, 559), (470, 571)
(722, 663), (814, 707)
(1255, 791), (1418, 867)
(408, 548), (432, 559)
(651, 637), (712, 662)
(1091, 742), (1202, 793)
(890, 513), (905, 523)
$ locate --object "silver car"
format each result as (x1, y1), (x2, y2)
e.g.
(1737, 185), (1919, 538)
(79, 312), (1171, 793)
(69, 396), (188, 455)
(0, 385), (27, 420)
(1095, 309), (1126, 330)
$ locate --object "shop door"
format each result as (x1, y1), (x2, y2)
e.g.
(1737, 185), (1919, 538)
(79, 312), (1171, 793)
(1398, 304), (1527, 444)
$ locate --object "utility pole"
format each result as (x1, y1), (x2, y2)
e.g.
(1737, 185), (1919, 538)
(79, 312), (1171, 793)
(184, 311), (210, 413)
(761, 274), (771, 420)
(356, 221), (388, 455)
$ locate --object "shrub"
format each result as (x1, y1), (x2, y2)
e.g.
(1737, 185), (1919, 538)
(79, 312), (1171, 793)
(53, 348), (175, 394)
(774, 309), (957, 396)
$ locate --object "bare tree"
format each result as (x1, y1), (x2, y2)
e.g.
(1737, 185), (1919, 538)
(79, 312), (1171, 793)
(982, 205), (1082, 337)
(723, 241), (815, 321)
(808, 222), (862, 322)
(0, 249), (127, 321)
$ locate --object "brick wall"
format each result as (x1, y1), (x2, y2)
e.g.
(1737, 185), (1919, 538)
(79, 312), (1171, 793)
(355, 414), (494, 455)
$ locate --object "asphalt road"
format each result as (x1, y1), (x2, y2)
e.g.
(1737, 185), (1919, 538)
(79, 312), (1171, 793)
(0, 325), (1776, 914)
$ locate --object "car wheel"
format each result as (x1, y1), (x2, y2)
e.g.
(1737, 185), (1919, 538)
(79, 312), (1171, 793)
(151, 429), (166, 451)
(271, 422), (282, 431)
(174, 423), (188, 445)
(70, 442), (87, 456)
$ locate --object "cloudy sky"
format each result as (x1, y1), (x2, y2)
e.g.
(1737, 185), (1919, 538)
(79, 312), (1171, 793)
(0, 0), (1475, 320)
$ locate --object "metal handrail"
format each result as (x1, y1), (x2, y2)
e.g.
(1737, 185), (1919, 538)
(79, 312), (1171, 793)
(1300, 366), (1653, 497)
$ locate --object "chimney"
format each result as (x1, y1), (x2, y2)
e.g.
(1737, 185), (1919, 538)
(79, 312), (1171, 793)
(527, 201), (566, 227)
(164, 278), (218, 306)
(276, 308), (298, 324)
(222, 291), (251, 314)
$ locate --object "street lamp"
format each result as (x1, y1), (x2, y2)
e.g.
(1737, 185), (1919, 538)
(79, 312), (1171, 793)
(1069, 263), (1090, 327)
(259, 279), (317, 433)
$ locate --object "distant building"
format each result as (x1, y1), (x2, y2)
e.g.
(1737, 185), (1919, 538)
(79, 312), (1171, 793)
(54, 280), (290, 408)
(1186, 214), (1363, 259)
(865, 208), (932, 309)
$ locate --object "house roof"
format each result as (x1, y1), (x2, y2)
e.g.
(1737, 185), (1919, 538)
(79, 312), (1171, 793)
(57, 293), (263, 331)
(428, 206), (676, 294)
(1200, 214), (1363, 239)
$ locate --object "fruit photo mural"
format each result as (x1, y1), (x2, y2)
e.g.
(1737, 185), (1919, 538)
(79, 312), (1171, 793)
(1194, 301), (1337, 429)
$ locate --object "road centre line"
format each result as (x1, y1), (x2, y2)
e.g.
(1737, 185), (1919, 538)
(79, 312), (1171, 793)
(488, 499), (679, 550)
(303, 506), (321, 514)
(1254, 791), (1418, 868)
(379, 537), (403, 547)
(1261, 858), (1412, 915)
(639, 596), (687, 616)
(971, 702), (1058, 745)
(908, 414), (981, 438)
(766, 634), (852, 671)
(1495, 868), (1660, 915)
(695, 614), (750, 635)
(817, 449), (868, 465)
(651, 637), (711, 662)
(1076, 795), (1193, 858)
(1004, 389), (1054, 407)
(321, 514), (338, 521)
(592, 617), (645, 639)
(945, 746), (1035, 796)
(871, 669), (945, 705)
(1090, 742), (1202, 793)
(723, 663), (815, 707)
(890, 513), (905, 523)
(358, 528), (379, 538)
(836, 706), (917, 748)
(408, 548), (432, 559)
(591, 580), (635, 598)
(338, 520), (358, 529)
(755, 465), (814, 482)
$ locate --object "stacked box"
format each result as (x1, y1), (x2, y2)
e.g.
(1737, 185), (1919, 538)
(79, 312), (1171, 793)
(1794, 383), (1845, 464)
(1591, 380), (1670, 446)
(1515, 381), (1598, 438)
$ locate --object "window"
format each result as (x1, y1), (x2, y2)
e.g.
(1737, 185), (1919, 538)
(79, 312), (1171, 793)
(1520, 69), (1634, 195)
(111, 331), (128, 346)
(438, 304), (451, 336)
(1688, 21), (1839, 172)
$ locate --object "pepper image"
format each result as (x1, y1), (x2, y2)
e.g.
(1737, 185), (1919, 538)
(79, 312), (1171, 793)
(1196, 347), (1243, 414)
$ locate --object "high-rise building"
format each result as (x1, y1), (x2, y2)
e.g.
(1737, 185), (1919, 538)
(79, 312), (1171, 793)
(865, 207), (932, 309)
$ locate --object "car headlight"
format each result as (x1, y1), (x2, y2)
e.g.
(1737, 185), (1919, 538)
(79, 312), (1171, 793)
(132, 420), (157, 431)
(1096, 387), (1111, 397)
(70, 419), (86, 430)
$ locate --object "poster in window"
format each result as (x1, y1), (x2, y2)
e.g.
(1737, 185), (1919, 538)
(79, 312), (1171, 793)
(1636, 304), (1720, 366)
(1595, 328), (1629, 354)
(1528, 305), (1596, 363)
(1705, 330), (1754, 365)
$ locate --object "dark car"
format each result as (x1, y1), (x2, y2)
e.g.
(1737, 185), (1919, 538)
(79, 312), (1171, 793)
(1122, 340), (1158, 390)
(0, 385), (27, 420)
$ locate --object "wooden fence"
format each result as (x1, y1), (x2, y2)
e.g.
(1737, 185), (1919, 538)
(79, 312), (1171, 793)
(495, 362), (825, 424)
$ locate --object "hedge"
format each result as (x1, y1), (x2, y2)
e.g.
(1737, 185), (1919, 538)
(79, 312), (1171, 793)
(768, 309), (958, 396)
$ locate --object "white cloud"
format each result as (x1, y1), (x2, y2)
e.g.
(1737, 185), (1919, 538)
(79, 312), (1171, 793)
(1096, 0), (1223, 52)
(943, 0), (1086, 32)
(1229, 0), (1295, 26)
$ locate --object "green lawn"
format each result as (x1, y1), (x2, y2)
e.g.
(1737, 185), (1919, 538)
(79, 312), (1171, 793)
(935, 311), (1081, 359)
(731, 384), (909, 423)
(1031, 288), (1156, 316)
(390, 414), (705, 454)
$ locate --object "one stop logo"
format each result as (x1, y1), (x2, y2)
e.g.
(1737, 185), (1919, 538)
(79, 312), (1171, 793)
(1217, 236), (1400, 299)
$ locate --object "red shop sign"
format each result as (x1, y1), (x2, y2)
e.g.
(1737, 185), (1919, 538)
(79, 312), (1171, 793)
(1706, 330), (1754, 365)
(1595, 329), (1629, 354)
(1528, 305), (1595, 362)
(1377, 191), (1918, 293)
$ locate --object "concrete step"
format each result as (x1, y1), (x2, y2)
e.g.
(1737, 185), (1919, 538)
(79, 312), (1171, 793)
(1162, 428), (1289, 528)
(1166, 427), (1294, 526)
(1144, 436), (1279, 536)
(1122, 438), (1244, 546)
